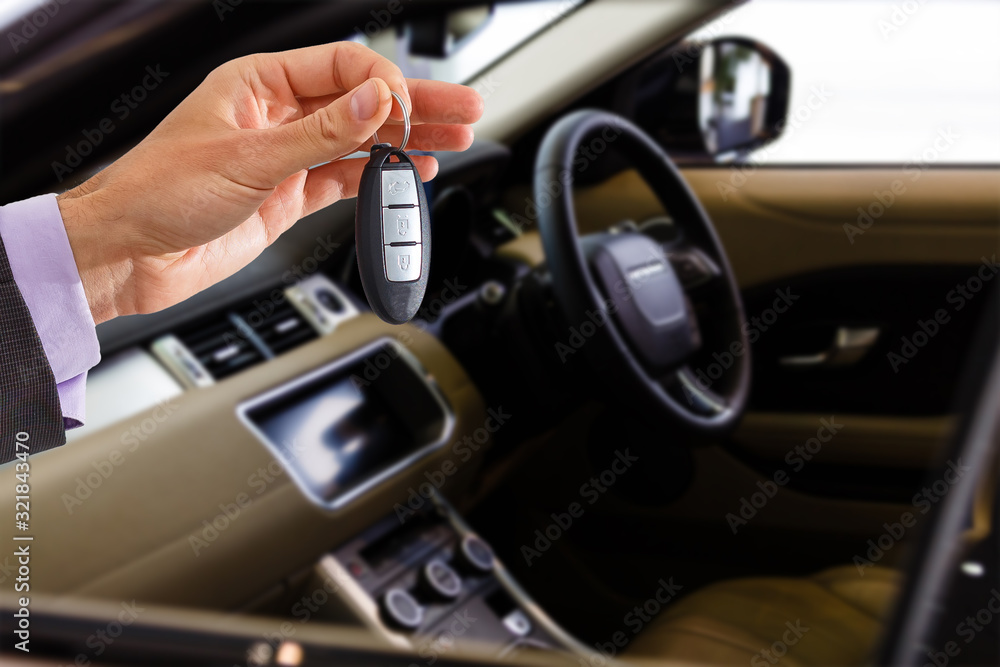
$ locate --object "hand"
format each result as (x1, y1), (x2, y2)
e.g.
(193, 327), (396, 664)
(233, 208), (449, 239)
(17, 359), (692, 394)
(56, 41), (484, 324)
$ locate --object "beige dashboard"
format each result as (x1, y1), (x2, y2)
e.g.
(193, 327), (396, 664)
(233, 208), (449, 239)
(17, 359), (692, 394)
(0, 315), (489, 609)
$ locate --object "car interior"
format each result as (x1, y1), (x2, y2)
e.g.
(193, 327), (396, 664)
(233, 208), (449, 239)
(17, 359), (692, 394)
(1, 1), (999, 665)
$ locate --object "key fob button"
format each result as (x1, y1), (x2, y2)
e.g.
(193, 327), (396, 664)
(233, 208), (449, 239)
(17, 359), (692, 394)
(382, 208), (421, 245)
(384, 244), (422, 283)
(381, 170), (419, 207)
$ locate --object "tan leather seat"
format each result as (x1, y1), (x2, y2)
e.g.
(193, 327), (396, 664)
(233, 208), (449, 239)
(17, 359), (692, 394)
(627, 566), (901, 666)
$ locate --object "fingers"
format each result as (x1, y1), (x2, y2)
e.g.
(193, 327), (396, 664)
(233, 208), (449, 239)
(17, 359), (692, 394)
(406, 78), (484, 126)
(291, 97), (476, 151)
(296, 78), (484, 126)
(300, 154), (439, 217)
(263, 78), (393, 181)
(289, 78), (481, 155)
(261, 41), (411, 121)
(365, 124), (475, 153)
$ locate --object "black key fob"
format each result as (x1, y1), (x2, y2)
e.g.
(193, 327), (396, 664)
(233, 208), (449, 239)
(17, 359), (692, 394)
(355, 144), (431, 324)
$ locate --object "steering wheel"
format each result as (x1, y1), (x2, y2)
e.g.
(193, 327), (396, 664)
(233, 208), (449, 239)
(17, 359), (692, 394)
(535, 110), (750, 434)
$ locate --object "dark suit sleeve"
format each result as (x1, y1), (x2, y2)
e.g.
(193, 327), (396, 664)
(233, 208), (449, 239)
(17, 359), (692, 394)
(0, 232), (66, 464)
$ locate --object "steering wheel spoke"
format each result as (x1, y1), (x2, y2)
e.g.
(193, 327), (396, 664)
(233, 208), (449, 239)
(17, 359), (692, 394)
(665, 245), (724, 291)
(668, 366), (730, 417)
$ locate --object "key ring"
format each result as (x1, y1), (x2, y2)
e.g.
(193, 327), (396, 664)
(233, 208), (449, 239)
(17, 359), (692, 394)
(372, 91), (410, 153)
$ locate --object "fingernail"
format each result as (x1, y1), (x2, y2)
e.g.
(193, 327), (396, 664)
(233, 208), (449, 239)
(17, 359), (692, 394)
(351, 80), (380, 120)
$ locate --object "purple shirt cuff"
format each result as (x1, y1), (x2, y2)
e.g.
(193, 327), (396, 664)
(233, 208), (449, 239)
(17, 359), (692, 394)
(58, 373), (89, 429)
(0, 194), (101, 429)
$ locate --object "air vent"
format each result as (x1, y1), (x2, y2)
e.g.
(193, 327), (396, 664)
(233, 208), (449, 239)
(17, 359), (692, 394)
(154, 280), (355, 387)
(239, 300), (318, 355)
(175, 314), (265, 381)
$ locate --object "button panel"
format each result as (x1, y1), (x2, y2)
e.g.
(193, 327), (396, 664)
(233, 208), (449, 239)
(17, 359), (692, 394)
(381, 170), (419, 207)
(382, 208), (421, 245)
(380, 167), (421, 283)
(384, 245), (422, 283)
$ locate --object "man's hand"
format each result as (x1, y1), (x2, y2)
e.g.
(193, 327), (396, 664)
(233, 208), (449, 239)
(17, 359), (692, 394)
(56, 42), (484, 324)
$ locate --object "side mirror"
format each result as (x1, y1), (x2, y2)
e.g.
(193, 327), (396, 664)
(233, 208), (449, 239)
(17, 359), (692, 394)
(697, 38), (791, 156)
(619, 37), (791, 160)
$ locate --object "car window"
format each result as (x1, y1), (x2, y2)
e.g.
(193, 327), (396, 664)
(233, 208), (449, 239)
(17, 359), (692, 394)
(689, 0), (1000, 164)
(353, 0), (585, 85)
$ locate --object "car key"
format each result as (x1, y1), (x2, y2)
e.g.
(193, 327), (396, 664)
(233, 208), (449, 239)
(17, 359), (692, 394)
(355, 92), (431, 325)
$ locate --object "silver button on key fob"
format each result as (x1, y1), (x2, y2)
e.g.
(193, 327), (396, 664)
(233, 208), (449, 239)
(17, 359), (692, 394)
(355, 94), (430, 324)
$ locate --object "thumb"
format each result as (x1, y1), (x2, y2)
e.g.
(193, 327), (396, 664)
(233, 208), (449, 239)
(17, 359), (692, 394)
(265, 78), (392, 180)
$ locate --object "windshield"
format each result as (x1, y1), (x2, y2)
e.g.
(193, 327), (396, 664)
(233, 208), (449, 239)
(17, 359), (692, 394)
(352, 0), (585, 85)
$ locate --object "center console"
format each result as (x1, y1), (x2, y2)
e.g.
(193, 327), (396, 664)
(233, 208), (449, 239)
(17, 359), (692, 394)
(315, 494), (586, 660)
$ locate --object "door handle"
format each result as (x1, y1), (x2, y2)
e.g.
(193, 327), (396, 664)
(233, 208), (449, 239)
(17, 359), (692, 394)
(779, 326), (880, 368)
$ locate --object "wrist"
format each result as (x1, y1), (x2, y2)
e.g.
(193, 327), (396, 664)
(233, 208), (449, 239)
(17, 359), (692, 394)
(57, 187), (134, 324)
